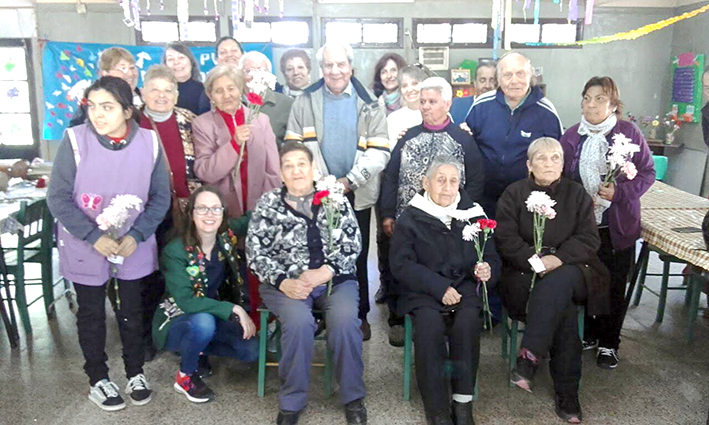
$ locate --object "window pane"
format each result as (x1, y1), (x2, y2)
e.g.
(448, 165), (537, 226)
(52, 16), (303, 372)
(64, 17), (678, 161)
(416, 23), (451, 44)
(141, 21), (179, 43)
(0, 47), (28, 80)
(272, 21), (309, 45)
(234, 22), (271, 43)
(452, 23), (488, 44)
(325, 22), (362, 45)
(541, 23), (577, 44)
(506, 23), (540, 43)
(0, 81), (30, 113)
(182, 21), (217, 42)
(362, 23), (398, 44)
(0, 114), (33, 146)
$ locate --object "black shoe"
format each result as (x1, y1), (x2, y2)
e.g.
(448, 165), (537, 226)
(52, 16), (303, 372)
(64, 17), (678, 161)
(596, 347), (619, 369)
(375, 287), (386, 304)
(510, 349), (539, 392)
(197, 355), (213, 378)
(388, 324), (405, 347)
(88, 379), (126, 411)
(345, 398), (367, 425)
(360, 319), (371, 341)
(581, 339), (598, 351)
(125, 373), (152, 406)
(174, 372), (214, 403)
(451, 400), (475, 425)
(427, 412), (454, 425)
(276, 409), (302, 425)
(555, 392), (582, 423)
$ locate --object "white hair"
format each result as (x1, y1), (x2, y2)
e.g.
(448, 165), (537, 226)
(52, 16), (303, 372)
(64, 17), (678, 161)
(419, 76), (452, 101)
(239, 51), (272, 73)
(316, 42), (354, 67)
(425, 154), (463, 180)
(496, 51), (535, 85)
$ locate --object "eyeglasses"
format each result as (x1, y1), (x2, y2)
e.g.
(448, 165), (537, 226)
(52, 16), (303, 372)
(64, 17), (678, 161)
(194, 206), (225, 215)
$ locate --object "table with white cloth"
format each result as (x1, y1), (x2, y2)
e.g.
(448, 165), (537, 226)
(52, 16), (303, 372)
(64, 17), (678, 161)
(624, 181), (709, 342)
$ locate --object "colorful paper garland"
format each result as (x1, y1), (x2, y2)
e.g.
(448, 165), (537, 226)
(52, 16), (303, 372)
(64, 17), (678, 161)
(526, 3), (709, 47)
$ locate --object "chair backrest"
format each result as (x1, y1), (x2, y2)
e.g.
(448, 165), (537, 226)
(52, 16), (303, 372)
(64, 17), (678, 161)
(15, 199), (52, 250)
(653, 155), (668, 181)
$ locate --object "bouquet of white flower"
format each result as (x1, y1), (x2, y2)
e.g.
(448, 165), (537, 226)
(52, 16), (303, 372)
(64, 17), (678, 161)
(524, 191), (557, 301)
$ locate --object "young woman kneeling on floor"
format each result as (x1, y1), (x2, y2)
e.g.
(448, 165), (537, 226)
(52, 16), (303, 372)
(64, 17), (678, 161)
(154, 186), (258, 403)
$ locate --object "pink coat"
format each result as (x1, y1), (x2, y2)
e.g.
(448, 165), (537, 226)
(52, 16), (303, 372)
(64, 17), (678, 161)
(192, 109), (281, 218)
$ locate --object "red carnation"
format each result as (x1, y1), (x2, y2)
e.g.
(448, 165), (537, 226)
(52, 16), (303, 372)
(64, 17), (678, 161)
(247, 92), (264, 106)
(478, 219), (497, 230)
(185, 246), (194, 252)
(197, 252), (205, 260)
(313, 190), (330, 206)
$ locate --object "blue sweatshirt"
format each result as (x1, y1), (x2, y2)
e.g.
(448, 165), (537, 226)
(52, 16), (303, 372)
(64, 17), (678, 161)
(465, 86), (562, 216)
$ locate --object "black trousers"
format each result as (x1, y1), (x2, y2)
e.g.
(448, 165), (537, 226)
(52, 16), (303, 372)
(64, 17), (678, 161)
(75, 278), (145, 386)
(413, 302), (482, 417)
(586, 227), (634, 349)
(374, 206), (403, 327)
(346, 192), (371, 320)
(522, 265), (587, 395)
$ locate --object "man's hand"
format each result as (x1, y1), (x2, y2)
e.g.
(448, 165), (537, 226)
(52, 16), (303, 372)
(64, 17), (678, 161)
(598, 182), (615, 202)
(279, 278), (313, 300)
(116, 235), (138, 257)
(336, 177), (351, 194)
(540, 255), (563, 276)
(93, 235), (119, 258)
(474, 262), (491, 282)
(298, 266), (334, 288)
(397, 129), (408, 140)
(232, 305), (256, 339)
(382, 218), (395, 237)
(442, 286), (462, 306)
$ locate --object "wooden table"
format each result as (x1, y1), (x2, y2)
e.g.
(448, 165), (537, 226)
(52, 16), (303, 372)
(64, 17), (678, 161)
(623, 182), (709, 342)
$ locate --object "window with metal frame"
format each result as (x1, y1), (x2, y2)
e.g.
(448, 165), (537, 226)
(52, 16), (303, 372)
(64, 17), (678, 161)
(230, 17), (312, 47)
(321, 18), (403, 49)
(413, 18), (492, 49)
(136, 16), (220, 45)
(506, 18), (583, 48)
(0, 38), (39, 159)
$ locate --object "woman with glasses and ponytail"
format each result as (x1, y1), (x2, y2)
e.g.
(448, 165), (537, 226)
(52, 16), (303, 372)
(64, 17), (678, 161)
(153, 185), (258, 403)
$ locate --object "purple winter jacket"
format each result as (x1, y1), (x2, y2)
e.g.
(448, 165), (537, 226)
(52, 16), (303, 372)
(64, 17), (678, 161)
(560, 119), (656, 251)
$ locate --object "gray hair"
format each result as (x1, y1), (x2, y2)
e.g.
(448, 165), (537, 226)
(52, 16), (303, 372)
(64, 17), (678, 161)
(143, 64), (177, 91)
(204, 64), (245, 96)
(239, 50), (272, 73)
(316, 42), (354, 67)
(425, 154), (463, 180)
(496, 52), (535, 86)
(527, 137), (564, 162)
(419, 76), (453, 101)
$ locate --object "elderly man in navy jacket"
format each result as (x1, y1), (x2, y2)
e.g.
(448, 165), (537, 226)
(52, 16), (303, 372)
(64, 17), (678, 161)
(465, 52), (563, 217)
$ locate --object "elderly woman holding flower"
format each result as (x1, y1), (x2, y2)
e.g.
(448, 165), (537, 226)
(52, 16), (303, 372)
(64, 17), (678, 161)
(390, 155), (499, 425)
(246, 142), (367, 425)
(495, 137), (610, 424)
(559, 76), (655, 370)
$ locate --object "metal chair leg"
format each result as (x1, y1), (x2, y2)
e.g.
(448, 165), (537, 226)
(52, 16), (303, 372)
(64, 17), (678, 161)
(403, 314), (413, 401)
(656, 260), (671, 323)
(500, 308), (509, 359)
(687, 272), (702, 344)
(257, 310), (269, 397)
(633, 246), (651, 306)
(508, 320), (518, 388)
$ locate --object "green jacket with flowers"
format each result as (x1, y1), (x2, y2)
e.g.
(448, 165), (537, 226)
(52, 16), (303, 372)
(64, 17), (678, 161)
(152, 217), (248, 350)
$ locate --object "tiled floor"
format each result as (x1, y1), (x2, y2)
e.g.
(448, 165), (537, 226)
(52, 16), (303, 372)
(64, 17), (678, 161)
(1, 248), (708, 424)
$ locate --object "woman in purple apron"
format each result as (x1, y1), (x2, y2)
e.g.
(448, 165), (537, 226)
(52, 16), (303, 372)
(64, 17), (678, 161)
(48, 76), (170, 412)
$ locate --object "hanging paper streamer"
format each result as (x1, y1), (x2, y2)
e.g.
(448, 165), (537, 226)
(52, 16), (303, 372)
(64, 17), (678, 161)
(119, 0), (134, 27)
(523, 0), (531, 21)
(526, 3), (709, 46)
(130, 0), (141, 31)
(568, 0), (579, 22)
(214, 0), (219, 19)
(279, 0), (284, 18)
(491, 0), (503, 59)
(146, 0), (151, 15)
(204, 0), (209, 15)
(178, 0), (189, 40)
(244, 0), (254, 28)
(231, 0), (240, 32)
(263, 0), (269, 13)
(533, 0), (540, 24)
(585, 0), (596, 25)
(504, 0), (512, 51)
(160, 0), (164, 10)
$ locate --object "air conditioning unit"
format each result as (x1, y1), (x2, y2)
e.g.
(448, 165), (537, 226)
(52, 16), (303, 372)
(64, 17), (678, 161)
(418, 47), (449, 71)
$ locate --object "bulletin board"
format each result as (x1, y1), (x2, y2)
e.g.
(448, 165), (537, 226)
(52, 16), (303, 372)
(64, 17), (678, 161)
(670, 52), (705, 123)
